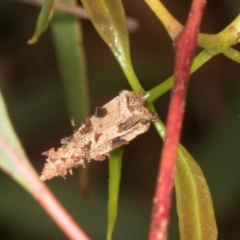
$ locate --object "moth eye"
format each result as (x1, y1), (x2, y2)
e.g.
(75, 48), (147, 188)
(95, 107), (108, 118)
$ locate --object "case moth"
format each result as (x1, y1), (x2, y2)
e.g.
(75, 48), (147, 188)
(40, 90), (156, 181)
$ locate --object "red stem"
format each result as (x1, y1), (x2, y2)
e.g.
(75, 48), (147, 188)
(35, 185), (90, 240)
(149, 1), (206, 239)
(0, 134), (90, 240)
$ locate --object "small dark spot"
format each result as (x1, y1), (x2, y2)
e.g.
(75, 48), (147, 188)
(82, 142), (92, 160)
(94, 132), (102, 143)
(82, 141), (92, 151)
(80, 118), (93, 134)
(94, 107), (108, 118)
(85, 118), (92, 128)
(111, 137), (128, 148)
(118, 116), (138, 132)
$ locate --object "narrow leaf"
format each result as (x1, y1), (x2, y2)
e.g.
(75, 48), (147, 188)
(51, 0), (90, 194)
(147, 104), (217, 240)
(51, 0), (89, 123)
(175, 146), (218, 240)
(107, 148), (123, 240)
(28, 0), (57, 44)
(0, 90), (90, 240)
(81, 0), (129, 67)
(80, 0), (144, 93)
(0, 91), (38, 192)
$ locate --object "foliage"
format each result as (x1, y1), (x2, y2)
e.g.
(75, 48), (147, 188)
(1, 0), (240, 239)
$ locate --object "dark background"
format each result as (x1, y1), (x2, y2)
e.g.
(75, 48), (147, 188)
(0, 0), (240, 239)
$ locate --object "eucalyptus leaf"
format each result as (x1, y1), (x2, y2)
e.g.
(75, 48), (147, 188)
(80, 0), (144, 93)
(0, 91), (39, 193)
(28, 0), (57, 44)
(51, 0), (89, 123)
(175, 146), (218, 240)
(81, 0), (129, 67)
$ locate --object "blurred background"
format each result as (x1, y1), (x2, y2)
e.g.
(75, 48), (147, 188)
(0, 0), (240, 239)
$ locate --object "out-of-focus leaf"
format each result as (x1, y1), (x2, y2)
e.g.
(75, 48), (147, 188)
(51, 0), (90, 196)
(28, 0), (57, 44)
(0, 91), (39, 193)
(107, 148), (123, 240)
(80, 0), (144, 93)
(51, 0), (89, 123)
(0, 91), (91, 240)
(175, 145), (218, 240)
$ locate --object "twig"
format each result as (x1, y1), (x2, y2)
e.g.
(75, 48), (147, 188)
(148, 0), (206, 239)
(144, 0), (182, 40)
(223, 48), (240, 63)
(14, 0), (139, 32)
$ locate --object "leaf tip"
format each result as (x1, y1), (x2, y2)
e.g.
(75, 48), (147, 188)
(27, 36), (38, 45)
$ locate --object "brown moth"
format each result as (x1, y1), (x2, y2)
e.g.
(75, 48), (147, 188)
(40, 90), (156, 181)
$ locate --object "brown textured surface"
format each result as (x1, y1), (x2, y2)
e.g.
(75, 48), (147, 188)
(40, 90), (155, 181)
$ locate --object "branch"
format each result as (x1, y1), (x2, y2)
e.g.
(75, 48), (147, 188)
(148, 0), (206, 239)
(223, 48), (240, 63)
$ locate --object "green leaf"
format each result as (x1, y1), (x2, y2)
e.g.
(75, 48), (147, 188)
(107, 148), (123, 240)
(81, 0), (128, 66)
(81, 0), (144, 93)
(0, 91), (39, 193)
(146, 103), (217, 240)
(51, 0), (89, 122)
(28, 0), (57, 44)
(175, 146), (218, 240)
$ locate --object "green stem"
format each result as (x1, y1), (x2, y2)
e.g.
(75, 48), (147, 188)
(223, 48), (240, 63)
(144, 0), (182, 40)
(107, 148), (123, 240)
(122, 63), (145, 94)
(145, 0), (240, 52)
(198, 14), (240, 51)
(146, 49), (213, 102)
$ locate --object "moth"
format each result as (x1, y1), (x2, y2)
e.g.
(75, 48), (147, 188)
(40, 90), (156, 181)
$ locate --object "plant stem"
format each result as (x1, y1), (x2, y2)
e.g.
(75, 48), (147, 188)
(148, 0), (206, 239)
(223, 48), (240, 63)
(123, 64), (145, 94)
(107, 148), (123, 240)
(198, 15), (240, 51)
(146, 49), (214, 102)
(145, 0), (240, 62)
(144, 0), (182, 40)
